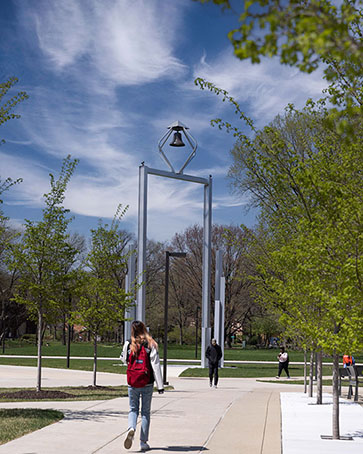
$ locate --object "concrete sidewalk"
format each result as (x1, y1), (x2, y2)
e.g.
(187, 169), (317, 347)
(0, 364), (195, 388)
(0, 366), (362, 453)
(0, 365), (287, 453)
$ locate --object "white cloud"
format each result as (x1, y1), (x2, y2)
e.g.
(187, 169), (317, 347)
(193, 51), (328, 126)
(30, 0), (186, 86)
(1, 150), (211, 240)
(5, 1), (260, 242)
(0, 153), (51, 207)
(33, 1), (89, 68)
(213, 193), (250, 209)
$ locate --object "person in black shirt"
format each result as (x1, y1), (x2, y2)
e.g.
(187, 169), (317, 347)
(206, 338), (222, 388)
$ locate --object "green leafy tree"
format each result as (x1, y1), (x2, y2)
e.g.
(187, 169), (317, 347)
(71, 207), (132, 386)
(228, 101), (362, 438)
(8, 156), (78, 392)
(196, 0), (362, 115)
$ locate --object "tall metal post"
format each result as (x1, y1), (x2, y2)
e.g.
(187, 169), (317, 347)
(214, 249), (224, 367)
(201, 175), (212, 368)
(163, 251), (186, 384)
(137, 164), (147, 322)
(163, 252), (170, 385)
(124, 250), (136, 342)
(214, 249), (222, 343)
(220, 276), (225, 368)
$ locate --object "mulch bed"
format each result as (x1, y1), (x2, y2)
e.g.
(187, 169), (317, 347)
(0, 390), (77, 400)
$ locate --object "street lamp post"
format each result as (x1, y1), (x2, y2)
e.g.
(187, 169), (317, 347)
(163, 251), (186, 385)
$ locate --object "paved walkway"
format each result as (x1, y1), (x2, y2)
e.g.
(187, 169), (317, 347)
(0, 365), (362, 453)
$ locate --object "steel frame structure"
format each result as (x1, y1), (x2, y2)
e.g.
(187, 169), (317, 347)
(136, 163), (212, 368)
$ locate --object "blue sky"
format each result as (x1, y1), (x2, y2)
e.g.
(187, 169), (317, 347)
(0, 0), (327, 242)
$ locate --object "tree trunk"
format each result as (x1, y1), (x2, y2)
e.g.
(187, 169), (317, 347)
(309, 350), (314, 397)
(179, 324), (183, 345)
(37, 310), (43, 392)
(62, 315), (66, 346)
(316, 351), (323, 404)
(66, 324), (71, 368)
(226, 334), (232, 348)
(1, 299), (5, 354)
(1, 331), (5, 354)
(304, 350), (307, 393)
(332, 353), (340, 439)
(93, 334), (98, 387)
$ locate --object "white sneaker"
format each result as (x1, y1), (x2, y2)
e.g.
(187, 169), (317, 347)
(213, 385), (217, 388)
(124, 428), (135, 450)
(140, 441), (150, 451)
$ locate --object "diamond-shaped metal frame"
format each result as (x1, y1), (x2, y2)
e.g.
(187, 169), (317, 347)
(158, 120), (197, 174)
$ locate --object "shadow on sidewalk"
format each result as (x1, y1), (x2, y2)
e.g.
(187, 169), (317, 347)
(150, 447), (208, 452)
(63, 409), (128, 421)
(345, 430), (363, 439)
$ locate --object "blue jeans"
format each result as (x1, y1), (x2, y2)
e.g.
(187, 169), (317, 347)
(128, 384), (153, 442)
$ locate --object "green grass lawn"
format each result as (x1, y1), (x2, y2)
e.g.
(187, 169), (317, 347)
(0, 341), (303, 360)
(0, 408), (64, 445)
(2, 340), (362, 364)
(180, 363), (333, 378)
(0, 356), (126, 373)
(0, 355), (334, 378)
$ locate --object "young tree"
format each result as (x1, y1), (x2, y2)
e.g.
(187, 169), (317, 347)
(71, 207), (132, 386)
(8, 156), (78, 392)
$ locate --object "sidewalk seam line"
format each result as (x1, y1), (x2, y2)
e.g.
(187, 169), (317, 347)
(260, 391), (273, 454)
(201, 394), (241, 453)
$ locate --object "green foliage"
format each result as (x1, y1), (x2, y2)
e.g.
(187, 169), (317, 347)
(195, 0), (363, 114)
(194, 78), (256, 139)
(8, 155), (79, 322)
(71, 206), (132, 337)
(228, 102), (363, 354)
(0, 77), (28, 128)
(251, 314), (283, 340)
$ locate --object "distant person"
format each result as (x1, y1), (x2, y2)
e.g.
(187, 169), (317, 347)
(343, 354), (355, 368)
(276, 346), (290, 379)
(121, 320), (164, 452)
(206, 338), (222, 388)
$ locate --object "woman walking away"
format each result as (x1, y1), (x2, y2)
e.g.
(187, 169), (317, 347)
(121, 321), (164, 452)
(276, 346), (290, 379)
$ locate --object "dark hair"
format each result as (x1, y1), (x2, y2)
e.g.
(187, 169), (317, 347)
(280, 346), (285, 352)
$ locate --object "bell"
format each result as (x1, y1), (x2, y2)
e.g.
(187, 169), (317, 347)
(170, 131), (185, 147)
